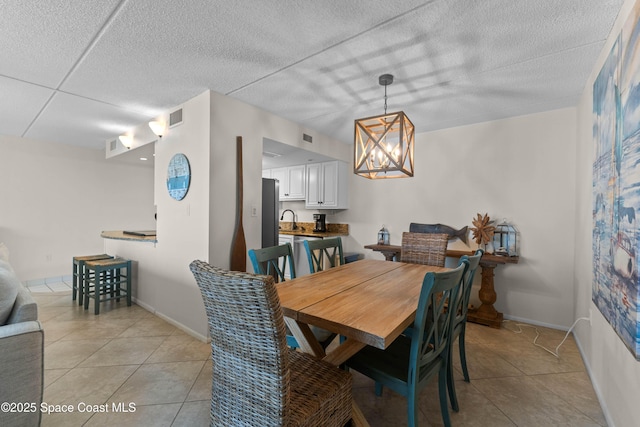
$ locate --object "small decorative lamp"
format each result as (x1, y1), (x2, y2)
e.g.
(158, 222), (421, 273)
(377, 225), (390, 245)
(493, 219), (518, 256)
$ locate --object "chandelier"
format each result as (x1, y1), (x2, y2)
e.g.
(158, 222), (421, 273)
(354, 74), (414, 179)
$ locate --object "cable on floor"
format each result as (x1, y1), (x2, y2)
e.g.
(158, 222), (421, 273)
(503, 317), (589, 358)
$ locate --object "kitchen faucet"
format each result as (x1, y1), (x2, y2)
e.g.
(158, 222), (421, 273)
(280, 209), (297, 230)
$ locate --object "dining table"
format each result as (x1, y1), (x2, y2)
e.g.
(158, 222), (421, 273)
(276, 258), (448, 427)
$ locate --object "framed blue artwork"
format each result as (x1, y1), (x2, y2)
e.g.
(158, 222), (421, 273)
(167, 153), (190, 201)
(593, 3), (640, 360)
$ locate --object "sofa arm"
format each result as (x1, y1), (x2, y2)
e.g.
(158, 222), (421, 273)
(6, 286), (37, 324)
(0, 321), (44, 427)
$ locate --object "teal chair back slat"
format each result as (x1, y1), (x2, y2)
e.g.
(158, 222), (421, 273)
(303, 237), (345, 273)
(248, 243), (296, 283)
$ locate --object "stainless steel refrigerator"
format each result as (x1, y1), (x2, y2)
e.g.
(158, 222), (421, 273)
(262, 178), (279, 248)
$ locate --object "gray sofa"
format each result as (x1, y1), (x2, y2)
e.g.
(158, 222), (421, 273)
(0, 258), (43, 427)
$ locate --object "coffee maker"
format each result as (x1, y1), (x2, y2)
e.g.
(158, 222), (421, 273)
(313, 214), (327, 232)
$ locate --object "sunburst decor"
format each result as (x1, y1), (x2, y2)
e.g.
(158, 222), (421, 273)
(470, 213), (495, 246)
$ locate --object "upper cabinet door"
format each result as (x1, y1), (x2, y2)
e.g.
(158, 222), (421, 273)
(305, 161), (348, 209)
(286, 165), (306, 200)
(306, 163), (322, 206)
(271, 167), (287, 200)
(272, 165), (306, 201)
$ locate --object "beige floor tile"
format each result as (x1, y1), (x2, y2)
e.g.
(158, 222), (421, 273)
(78, 336), (167, 367)
(146, 333), (211, 363)
(118, 316), (178, 338)
(43, 365), (138, 406)
(530, 371), (607, 426)
(451, 339), (523, 380)
(43, 368), (70, 387)
(185, 360), (212, 402)
(110, 361), (205, 405)
(44, 338), (109, 369)
(472, 376), (601, 426)
(172, 401), (211, 426)
(56, 318), (137, 341)
(83, 403), (182, 427)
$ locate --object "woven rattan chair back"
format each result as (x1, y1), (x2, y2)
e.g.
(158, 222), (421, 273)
(190, 260), (353, 427)
(303, 237), (345, 273)
(401, 232), (448, 267)
(248, 243), (295, 282)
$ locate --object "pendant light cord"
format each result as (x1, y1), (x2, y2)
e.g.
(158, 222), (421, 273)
(383, 84), (388, 114)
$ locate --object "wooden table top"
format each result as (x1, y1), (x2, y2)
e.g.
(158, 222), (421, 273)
(277, 259), (447, 350)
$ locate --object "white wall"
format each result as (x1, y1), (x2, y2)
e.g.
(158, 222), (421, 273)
(105, 90), (211, 339)
(574, 1), (640, 426)
(0, 134), (154, 281)
(336, 108), (579, 327)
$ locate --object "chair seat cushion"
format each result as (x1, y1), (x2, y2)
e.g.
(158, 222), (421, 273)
(0, 260), (20, 325)
(346, 335), (442, 393)
(288, 349), (352, 427)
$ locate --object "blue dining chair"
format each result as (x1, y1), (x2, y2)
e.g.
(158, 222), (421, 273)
(345, 259), (469, 427)
(248, 243), (335, 350)
(447, 249), (483, 412)
(303, 237), (345, 273)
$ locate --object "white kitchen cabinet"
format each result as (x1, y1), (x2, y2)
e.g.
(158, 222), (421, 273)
(271, 165), (306, 201)
(262, 169), (272, 178)
(305, 160), (349, 209)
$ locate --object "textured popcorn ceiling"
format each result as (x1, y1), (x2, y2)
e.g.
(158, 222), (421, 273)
(0, 0), (624, 149)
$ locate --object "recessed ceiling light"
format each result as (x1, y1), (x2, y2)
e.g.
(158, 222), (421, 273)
(140, 157), (148, 161)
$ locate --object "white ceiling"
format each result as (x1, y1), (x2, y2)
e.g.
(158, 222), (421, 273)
(0, 0), (624, 151)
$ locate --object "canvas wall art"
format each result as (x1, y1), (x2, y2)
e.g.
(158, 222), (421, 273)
(593, 4), (640, 359)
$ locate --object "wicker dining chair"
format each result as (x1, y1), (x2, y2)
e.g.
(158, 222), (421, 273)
(189, 260), (352, 427)
(400, 231), (449, 267)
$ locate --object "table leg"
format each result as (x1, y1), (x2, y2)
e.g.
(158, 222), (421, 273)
(466, 262), (503, 328)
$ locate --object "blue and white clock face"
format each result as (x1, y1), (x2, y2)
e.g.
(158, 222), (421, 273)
(167, 153), (190, 201)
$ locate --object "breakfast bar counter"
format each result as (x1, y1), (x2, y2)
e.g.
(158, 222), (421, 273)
(101, 230), (157, 243)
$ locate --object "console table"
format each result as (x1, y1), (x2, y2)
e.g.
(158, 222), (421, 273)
(364, 244), (519, 328)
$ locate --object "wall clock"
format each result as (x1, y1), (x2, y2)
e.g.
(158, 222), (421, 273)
(167, 153), (191, 201)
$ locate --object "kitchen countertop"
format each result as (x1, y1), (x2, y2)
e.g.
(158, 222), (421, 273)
(101, 230), (158, 243)
(279, 222), (348, 238)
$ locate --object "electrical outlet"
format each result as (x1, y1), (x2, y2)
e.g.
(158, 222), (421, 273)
(45, 254), (52, 262)
(251, 205), (258, 217)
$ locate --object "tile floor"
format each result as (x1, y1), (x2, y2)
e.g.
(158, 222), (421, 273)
(33, 290), (607, 427)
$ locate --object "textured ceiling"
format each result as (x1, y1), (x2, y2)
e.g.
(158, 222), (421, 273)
(0, 0), (624, 151)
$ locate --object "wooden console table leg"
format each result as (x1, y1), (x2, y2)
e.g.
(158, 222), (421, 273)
(467, 261), (503, 328)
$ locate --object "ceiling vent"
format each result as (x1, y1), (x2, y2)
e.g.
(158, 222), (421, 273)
(302, 133), (312, 143)
(109, 139), (117, 151)
(169, 108), (183, 128)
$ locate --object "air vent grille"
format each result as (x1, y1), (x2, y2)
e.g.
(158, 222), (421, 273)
(169, 108), (183, 128)
(303, 133), (312, 143)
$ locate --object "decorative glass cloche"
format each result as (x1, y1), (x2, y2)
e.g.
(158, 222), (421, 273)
(377, 225), (390, 245)
(493, 219), (518, 256)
